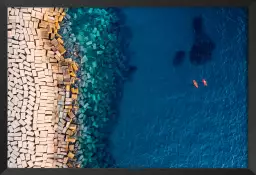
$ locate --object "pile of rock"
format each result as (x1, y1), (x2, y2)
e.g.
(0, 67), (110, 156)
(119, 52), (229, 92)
(59, 8), (128, 168)
(55, 59), (80, 168)
(7, 7), (80, 168)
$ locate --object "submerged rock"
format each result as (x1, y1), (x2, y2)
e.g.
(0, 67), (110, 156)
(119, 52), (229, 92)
(60, 7), (132, 168)
(173, 50), (186, 66)
(189, 16), (216, 65)
(126, 65), (137, 81)
(189, 34), (216, 65)
(128, 65), (137, 71)
(193, 16), (203, 35)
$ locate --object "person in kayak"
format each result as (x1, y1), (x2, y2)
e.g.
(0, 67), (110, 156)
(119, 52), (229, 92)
(202, 79), (207, 86)
(193, 80), (199, 88)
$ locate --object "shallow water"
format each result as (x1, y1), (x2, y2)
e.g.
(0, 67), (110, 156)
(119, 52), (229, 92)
(109, 7), (248, 168)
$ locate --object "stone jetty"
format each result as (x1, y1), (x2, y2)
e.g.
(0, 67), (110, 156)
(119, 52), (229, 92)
(7, 7), (80, 168)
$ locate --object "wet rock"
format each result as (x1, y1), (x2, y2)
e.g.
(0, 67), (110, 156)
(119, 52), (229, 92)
(66, 14), (71, 19)
(63, 28), (67, 34)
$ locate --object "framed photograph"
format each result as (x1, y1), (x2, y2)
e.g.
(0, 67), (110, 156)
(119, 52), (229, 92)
(2, 0), (255, 175)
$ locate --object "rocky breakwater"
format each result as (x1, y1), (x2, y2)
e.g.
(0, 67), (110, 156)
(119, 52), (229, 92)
(58, 8), (133, 168)
(7, 7), (80, 168)
(55, 58), (81, 168)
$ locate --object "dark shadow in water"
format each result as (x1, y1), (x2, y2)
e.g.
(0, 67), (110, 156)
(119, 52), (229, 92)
(127, 65), (138, 80)
(189, 16), (216, 65)
(107, 7), (127, 26)
(172, 50), (186, 66)
(193, 16), (203, 35)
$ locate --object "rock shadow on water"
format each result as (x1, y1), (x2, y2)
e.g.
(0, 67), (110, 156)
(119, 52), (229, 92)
(172, 50), (186, 67)
(189, 16), (216, 65)
(123, 65), (137, 82)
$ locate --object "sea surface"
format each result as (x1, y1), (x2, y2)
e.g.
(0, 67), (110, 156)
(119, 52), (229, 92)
(63, 7), (248, 168)
(109, 7), (248, 168)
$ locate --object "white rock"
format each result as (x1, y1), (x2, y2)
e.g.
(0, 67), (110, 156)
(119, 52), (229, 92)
(29, 21), (34, 28)
(13, 132), (21, 137)
(20, 70), (25, 76)
(13, 127), (21, 134)
(27, 76), (34, 82)
(27, 161), (33, 167)
(17, 157), (22, 165)
(36, 145), (47, 153)
(27, 131), (34, 136)
(27, 8), (32, 13)
(29, 35), (34, 42)
(24, 48), (30, 55)
(9, 157), (16, 164)
(20, 19), (24, 26)
(25, 153), (30, 160)
(23, 16), (31, 21)
(20, 148), (28, 153)
(22, 141), (27, 148)
(11, 120), (20, 129)
(24, 34), (30, 41)
(23, 61), (30, 67)
(22, 134), (26, 140)
(18, 119), (26, 126)
(14, 137), (22, 141)
(21, 161), (27, 168)
(18, 140), (23, 147)
(35, 156), (43, 161)
(27, 136), (34, 141)
(12, 145), (20, 152)
(27, 149), (35, 155)
(25, 125), (32, 131)
(21, 106), (26, 113)
(29, 91), (36, 98)
(19, 53), (26, 60)
(20, 127), (26, 134)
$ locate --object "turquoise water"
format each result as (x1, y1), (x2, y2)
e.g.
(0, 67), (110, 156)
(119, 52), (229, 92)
(60, 7), (248, 168)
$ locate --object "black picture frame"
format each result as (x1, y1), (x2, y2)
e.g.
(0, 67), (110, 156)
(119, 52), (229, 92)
(1, 0), (255, 175)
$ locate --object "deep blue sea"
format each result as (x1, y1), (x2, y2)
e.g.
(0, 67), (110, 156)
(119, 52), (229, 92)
(108, 7), (248, 168)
